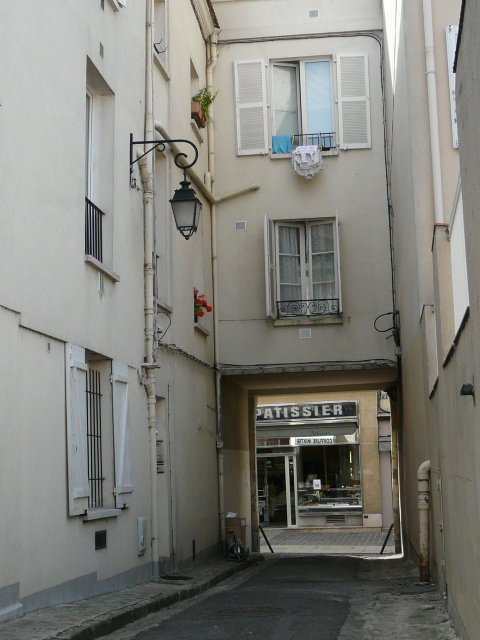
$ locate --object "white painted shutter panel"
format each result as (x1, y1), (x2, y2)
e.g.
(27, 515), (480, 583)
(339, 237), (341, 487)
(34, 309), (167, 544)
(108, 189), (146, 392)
(112, 361), (134, 508)
(264, 213), (277, 318)
(66, 344), (90, 516)
(446, 25), (459, 148)
(337, 54), (371, 149)
(234, 60), (268, 156)
(335, 216), (343, 312)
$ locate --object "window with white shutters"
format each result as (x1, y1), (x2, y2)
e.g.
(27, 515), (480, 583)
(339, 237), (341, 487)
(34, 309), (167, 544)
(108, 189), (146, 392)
(449, 180), (469, 334)
(264, 216), (342, 319)
(337, 54), (371, 149)
(234, 59), (269, 155)
(66, 345), (133, 517)
(446, 25), (459, 149)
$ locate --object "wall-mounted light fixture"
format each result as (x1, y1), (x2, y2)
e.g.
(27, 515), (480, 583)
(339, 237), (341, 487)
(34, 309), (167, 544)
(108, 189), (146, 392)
(130, 133), (202, 239)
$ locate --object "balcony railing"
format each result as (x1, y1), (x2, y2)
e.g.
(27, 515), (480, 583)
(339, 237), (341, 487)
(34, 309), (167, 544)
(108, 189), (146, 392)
(85, 198), (105, 262)
(276, 298), (340, 318)
(292, 132), (336, 151)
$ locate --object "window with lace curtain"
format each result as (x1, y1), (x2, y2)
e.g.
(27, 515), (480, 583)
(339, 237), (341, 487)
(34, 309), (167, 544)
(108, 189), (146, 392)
(264, 216), (341, 319)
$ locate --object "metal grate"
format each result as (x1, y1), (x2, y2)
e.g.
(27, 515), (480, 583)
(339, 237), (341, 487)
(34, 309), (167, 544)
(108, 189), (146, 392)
(326, 514), (346, 524)
(85, 198), (105, 262)
(277, 298), (340, 318)
(86, 368), (103, 508)
(293, 132), (336, 150)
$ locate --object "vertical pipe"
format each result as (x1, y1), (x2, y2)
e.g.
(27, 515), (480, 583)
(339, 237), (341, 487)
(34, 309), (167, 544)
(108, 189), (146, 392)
(144, 0), (160, 580)
(418, 460), (431, 582)
(205, 30), (226, 555)
(422, 0), (444, 223)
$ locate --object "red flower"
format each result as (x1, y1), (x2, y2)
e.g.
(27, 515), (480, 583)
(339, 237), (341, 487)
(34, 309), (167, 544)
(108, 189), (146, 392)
(197, 309), (205, 317)
(205, 304), (212, 312)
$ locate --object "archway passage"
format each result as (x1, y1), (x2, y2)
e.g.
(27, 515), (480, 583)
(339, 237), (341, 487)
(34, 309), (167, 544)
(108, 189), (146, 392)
(219, 365), (401, 555)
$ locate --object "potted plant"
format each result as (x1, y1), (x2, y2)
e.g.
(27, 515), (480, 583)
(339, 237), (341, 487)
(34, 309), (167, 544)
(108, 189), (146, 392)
(191, 87), (218, 128)
(194, 287), (213, 322)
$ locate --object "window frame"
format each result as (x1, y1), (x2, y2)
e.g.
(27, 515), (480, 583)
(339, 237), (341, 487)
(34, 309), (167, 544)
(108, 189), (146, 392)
(265, 215), (342, 320)
(271, 57), (336, 148)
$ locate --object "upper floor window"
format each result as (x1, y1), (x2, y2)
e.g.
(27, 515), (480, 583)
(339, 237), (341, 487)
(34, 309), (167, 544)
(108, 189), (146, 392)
(234, 54), (371, 157)
(272, 59), (335, 150)
(265, 215), (342, 319)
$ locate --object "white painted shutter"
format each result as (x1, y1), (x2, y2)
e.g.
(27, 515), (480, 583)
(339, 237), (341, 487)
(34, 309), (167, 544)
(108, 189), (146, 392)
(118, 0), (126, 5)
(335, 216), (342, 312)
(337, 54), (371, 149)
(234, 60), (268, 156)
(264, 213), (277, 318)
(112, 361), (134, 508)
(66, 344), (90, 516)
(446, 25), (459, 148)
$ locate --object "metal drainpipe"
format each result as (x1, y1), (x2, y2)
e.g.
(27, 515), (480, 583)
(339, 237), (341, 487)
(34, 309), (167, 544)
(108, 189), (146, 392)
(205, 29), (227, 556)
(418, 460), (431, 582)
(142, 0), (160, 580)
(422, 0), (444, 223)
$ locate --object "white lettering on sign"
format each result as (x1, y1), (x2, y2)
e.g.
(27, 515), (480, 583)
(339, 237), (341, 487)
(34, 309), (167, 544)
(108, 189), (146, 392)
(256, 401), (358, 422)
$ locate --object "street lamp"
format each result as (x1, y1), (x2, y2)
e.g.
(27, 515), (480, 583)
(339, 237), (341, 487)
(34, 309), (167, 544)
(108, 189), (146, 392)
(130, 133), (201, 239)
(169, 170), (202, 239)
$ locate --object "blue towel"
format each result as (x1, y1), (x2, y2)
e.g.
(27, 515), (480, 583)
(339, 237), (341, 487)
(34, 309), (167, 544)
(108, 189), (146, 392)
(272, 134), (292, 154)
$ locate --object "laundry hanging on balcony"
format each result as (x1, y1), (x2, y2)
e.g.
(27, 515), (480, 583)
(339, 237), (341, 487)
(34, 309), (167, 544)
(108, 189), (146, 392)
(291, 145), (323, 179)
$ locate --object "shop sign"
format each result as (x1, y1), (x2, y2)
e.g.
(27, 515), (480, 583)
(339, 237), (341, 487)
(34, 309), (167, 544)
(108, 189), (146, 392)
(256, 401), (357, 423)
(292, 436), (336, 445)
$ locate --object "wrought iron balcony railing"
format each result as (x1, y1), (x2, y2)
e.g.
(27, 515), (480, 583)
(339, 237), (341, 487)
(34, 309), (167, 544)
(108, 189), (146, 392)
(85, 198), (105, 262)
(292, 132), (336, 151)
(276, 298), (340, 318)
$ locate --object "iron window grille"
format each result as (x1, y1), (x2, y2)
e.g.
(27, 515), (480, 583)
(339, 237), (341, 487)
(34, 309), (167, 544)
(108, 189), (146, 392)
(86, 368), (104, 509)
(277, 298), (340, 318)
(292, 132), (336, 151)
(85, 198), (105, 262)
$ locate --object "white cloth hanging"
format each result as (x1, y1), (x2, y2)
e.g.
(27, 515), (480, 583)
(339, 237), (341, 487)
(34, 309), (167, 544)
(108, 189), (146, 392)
(291, 145), (323, 179)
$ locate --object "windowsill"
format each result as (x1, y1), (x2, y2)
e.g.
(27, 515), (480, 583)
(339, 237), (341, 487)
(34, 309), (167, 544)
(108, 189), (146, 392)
(190, 120), (205, 144)
(153, 53), (170, 81)
(443, 306), (470, 368)
(156, 299), (173, 313)
(270, 148), (339, 160)
(85, 255), (120, 282)
(273, 315), (343, 327)
(83, 508), (122, 521)
(194, 322), (210, 337)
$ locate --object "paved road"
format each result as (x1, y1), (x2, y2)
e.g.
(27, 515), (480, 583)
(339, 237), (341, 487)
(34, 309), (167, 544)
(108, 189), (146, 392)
(106, 556), (361, 640)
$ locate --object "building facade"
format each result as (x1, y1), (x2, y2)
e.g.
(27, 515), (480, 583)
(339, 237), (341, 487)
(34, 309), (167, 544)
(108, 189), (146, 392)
(210, 0), (399, 552)
(0, 0), (219, 620)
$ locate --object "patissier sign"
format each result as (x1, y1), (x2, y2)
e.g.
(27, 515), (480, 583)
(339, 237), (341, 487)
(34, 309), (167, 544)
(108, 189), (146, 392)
(256, 401), (357, 423)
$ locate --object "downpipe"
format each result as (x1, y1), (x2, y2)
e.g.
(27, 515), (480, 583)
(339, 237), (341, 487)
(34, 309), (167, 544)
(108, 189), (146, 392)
(418, 460), (431, 582)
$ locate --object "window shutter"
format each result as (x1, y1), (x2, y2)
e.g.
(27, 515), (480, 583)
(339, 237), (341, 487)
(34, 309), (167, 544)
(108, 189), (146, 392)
(335, 216), (342, 312)
(66, 344), (90, 516)
(337, 54), (371, 149)
(112, 361), (134, 508)
(234, 60), (268, 155)
(264, 213), (277, 318)
(446, 25), (459, 148)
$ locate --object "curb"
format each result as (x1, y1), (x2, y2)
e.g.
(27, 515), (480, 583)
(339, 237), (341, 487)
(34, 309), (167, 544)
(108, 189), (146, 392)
(54, 555), (264, 640)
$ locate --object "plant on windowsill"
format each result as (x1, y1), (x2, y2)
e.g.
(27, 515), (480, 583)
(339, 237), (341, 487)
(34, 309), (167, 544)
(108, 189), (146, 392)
(191, 87), (219, 128)
(194, 287), (212, 322)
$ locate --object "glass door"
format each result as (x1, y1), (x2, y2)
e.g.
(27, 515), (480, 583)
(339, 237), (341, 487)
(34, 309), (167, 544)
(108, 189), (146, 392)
(257, 454), (296, 527)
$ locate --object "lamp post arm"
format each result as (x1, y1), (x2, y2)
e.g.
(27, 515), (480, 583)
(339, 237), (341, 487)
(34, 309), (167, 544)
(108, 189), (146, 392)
(130, 133), (199, 185)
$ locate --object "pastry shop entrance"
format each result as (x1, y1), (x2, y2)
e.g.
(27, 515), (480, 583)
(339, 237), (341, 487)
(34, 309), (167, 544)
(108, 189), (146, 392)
(257, 454), (296, 527)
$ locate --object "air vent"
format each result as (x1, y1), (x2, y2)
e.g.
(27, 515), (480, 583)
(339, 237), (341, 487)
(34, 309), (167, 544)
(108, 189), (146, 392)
(95, 530), (107, 550)
(326, 514), (346, 525)
(235, 221), (247, 231)
(309, 9), (319, 18)
(299, 328), (311, 339)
